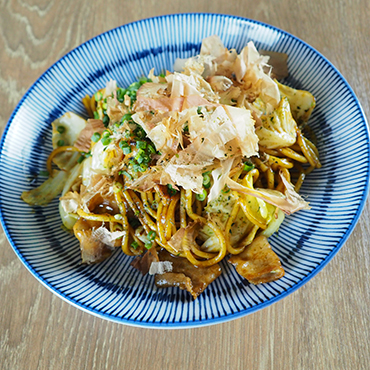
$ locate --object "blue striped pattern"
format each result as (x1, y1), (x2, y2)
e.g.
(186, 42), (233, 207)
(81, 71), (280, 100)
(0, 14), (369, 328)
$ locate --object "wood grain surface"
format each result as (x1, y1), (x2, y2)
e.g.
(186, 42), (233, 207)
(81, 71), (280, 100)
(1, 1), (370, 369)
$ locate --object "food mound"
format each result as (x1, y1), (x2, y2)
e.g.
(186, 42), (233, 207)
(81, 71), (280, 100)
(22, 36), (320, 299)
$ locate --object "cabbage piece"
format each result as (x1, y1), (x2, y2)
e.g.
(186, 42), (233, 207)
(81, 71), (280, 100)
(276, 81), (316, 124)
(58, 163), (84, 229)
(90, 140), (123, 175)
(204, 191), (237, 230)
(256, 96), (297, 149)
(229, 209), (254, 245)
(228, 235), (285, 284)
(59, 201), (79, 230)
(51, 112), (86, 169)
(238, 172), (273, 229)
(21, 170), (69, 206)
(197, 190), (237, 252)
(261, 208), (285, 237)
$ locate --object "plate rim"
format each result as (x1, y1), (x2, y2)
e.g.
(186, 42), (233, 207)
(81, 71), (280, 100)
(1, 12), (369, 328)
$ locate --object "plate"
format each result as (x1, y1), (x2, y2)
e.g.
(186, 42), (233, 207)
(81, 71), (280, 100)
(1, 14), (369, 328)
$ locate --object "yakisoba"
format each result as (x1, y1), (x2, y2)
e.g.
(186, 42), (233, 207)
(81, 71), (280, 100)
(22, 35), (320, 298)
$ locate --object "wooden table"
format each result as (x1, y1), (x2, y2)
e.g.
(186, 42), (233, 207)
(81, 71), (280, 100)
(1, 1), (369, 369)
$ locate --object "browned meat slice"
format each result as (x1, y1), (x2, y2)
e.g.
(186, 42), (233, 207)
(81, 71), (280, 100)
(131, 247), (159, 275)
(154, 250), (221, 299)
(155, 273), (193, 294)
(73, 218), (114, 264)
(228, 235), (284, 284)
(74, 119), (105, 152)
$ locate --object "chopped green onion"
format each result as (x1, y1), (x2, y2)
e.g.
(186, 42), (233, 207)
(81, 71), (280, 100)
(151, 200), (158, 210)
(202, 173), (211, 189)
(121, 170), (132, 180)
(243, 162), (255, 172)
(119, 140), (129, 149)
(77, 155), (85, 163)
(102, 130), (110, 138)
(57, 126), (65, 134)
(134, 126), (146, 139)
(102, 102), (108, 110)
(132, 164), (141, 172)
(57, 139), (64, 146)
(132, 163), (146, 172)
(122, 147), (131, 155)
(94, 92), (103, 101)
(91, 132), (101, 142)
(136, 141), (147, 149)
(136, 155), (148, 164)
(113, 182), (123, 193)
(196, 189), (207, 201)
(145, 243), (152, 250)
(39, 170), (49, 177)
(139, 76), (150, 85)
(148, 230), (156, 241)
(131, 241), (139, 249)
(147, 144), (156, 154)
(93, 111), (100, 119)
(135, 148), (145, 160)
(101, 136), (111, 146)
(222, 186), (230, 194)
(117, 88), (127, 103)
(129, 81), (141, 90)
(167, 184), (178, 196)
(159, 73), (166, 78)
(121, 113), (132, 123)
(102, 115), (109, 127)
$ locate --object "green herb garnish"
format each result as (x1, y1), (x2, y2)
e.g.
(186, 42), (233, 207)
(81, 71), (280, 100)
(195, 189), (207, 201)
(91, 132), (101, 142)
(57, 126), (65, 134)
(148, 230), (156, 241)
(167, 184), (178, 196)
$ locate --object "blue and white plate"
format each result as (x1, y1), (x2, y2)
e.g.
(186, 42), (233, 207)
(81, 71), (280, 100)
(0, 14), (369, 328)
